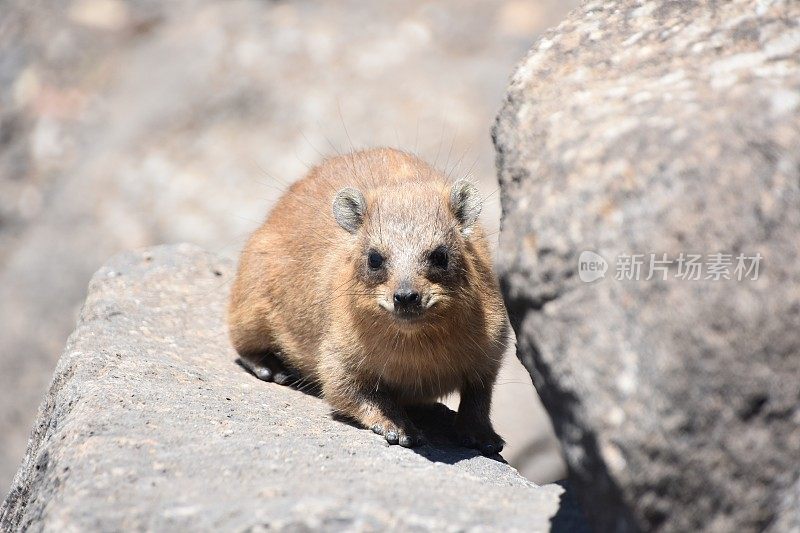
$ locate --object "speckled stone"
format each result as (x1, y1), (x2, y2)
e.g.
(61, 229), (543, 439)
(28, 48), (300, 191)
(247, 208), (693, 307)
(0, 244), (587, 532)
(494, 1), (800, 532)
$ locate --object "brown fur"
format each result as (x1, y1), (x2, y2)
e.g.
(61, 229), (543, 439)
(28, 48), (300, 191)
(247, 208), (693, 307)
(228, 147), (509, 452)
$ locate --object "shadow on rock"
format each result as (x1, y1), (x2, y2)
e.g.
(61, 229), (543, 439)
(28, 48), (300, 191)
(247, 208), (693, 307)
(550, 481), (593, 533)
(333, 402), (505, 466)
(237, 357), (504, 465)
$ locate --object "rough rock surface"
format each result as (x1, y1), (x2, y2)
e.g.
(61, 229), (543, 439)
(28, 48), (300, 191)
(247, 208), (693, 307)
(494, 1), (800, 532)
(0, 244), (587, 532)
(0, 0), (577, 488)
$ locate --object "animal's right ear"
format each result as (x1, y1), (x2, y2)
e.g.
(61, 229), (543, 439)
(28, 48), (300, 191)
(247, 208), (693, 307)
(333, 187), (366, 234)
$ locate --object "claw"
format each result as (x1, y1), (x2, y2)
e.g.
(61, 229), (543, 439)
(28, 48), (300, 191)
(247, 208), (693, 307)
(455, 424), (504, 455)
(253, 367), (273, 382)
(273, 371), (293, 385)
(480, 442), (500, 456)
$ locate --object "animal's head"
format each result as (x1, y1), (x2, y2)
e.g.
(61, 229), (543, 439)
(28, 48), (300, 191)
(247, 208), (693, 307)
(332, 179), (482, 328)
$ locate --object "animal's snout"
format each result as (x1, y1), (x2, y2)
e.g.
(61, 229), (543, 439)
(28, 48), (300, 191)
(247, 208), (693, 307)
(393, 289), (420, 307)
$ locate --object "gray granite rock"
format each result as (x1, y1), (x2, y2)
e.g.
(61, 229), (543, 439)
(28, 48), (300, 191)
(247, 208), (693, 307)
(494, 0), (800, 531)
(0, 244), (586, 532)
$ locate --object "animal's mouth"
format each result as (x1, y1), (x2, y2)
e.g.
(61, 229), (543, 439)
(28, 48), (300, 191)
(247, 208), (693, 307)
(378, 298), (425, 323)
(394, 307), (424, 322)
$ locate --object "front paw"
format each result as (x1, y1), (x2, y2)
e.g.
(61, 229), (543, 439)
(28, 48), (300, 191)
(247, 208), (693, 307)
(454, 422), (505, 456)
(370, 421), (425, 448)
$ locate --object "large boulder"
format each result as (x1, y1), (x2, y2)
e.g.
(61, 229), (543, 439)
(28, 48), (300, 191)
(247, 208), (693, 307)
(0, 244), (587, 532)
(494, 0), (800, 531)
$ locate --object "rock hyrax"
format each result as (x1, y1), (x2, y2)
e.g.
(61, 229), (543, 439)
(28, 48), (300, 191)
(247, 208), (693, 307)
(229, 147), (509, 454)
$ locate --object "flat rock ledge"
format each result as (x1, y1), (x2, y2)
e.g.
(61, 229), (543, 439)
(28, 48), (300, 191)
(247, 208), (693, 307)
(1, 244), (586, 532)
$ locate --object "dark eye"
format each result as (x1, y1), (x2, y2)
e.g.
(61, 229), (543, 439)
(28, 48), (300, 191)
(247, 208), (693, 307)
(368, 250), (384, 270)
(429, 247), (449, 269)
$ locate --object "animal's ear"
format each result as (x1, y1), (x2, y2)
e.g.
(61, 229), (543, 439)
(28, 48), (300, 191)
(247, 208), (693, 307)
(333, 187), (366, 234)
(449, 179), (482, 236)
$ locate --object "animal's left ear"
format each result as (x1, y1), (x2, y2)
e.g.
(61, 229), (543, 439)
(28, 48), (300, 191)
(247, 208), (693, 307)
(449, 179), (482, 236)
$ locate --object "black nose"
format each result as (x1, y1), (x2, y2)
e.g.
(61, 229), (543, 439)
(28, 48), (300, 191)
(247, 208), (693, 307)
(393, 290), (420, 307)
